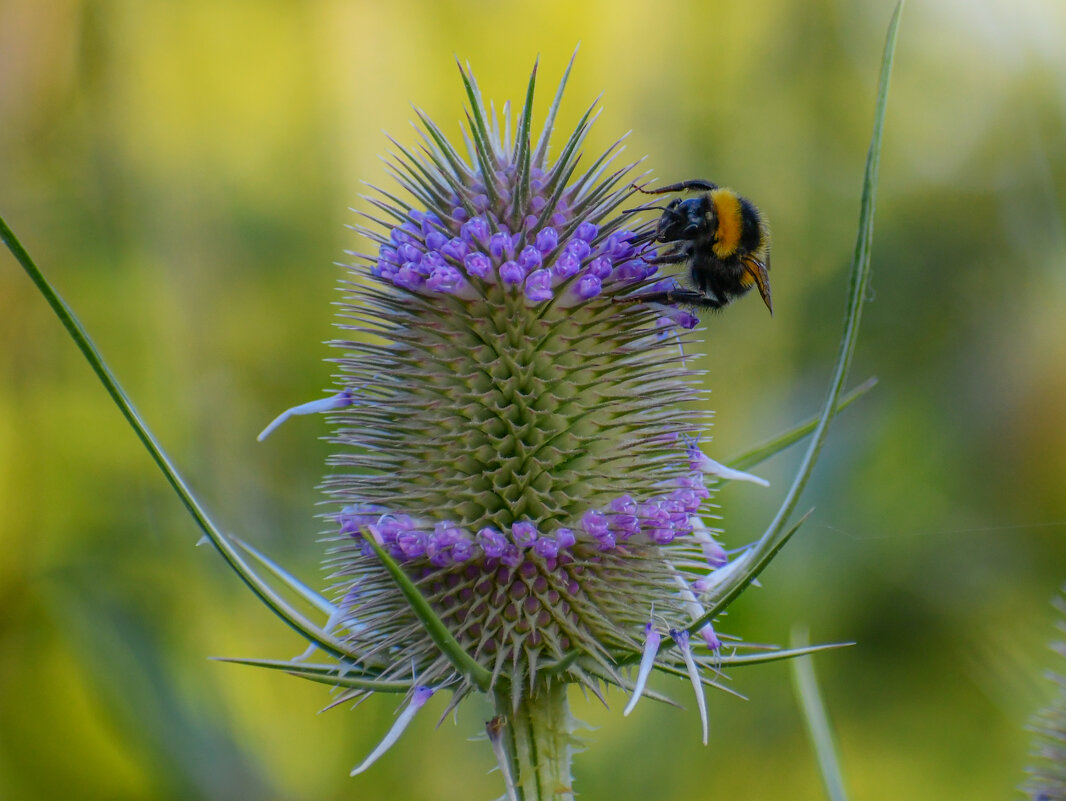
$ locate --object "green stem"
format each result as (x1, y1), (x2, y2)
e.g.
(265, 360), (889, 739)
(495, 682), (576, 801)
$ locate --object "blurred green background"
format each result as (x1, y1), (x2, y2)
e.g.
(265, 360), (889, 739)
(2, 1), (1064, 799)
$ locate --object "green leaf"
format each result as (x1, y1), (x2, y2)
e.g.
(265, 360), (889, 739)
(647, 661), (746, 699)
(413, 106), (474, 180)
(571, 661), (682, 707)
(543, 98), (601, 197)
(726, 377), (878, 472)
(385, 136), (454, 206)
(364, 534), (493, 691)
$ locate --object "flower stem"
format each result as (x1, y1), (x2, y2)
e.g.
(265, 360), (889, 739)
(495, 681), (576, 801)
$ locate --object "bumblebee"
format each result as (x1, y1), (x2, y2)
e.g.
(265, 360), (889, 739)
(629, 179), (773, 315)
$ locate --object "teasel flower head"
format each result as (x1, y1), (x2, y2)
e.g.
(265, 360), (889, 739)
(322, 61), (759, 697)
(257, 55), (825, 781)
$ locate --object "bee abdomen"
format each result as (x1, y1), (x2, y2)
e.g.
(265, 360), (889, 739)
(738, 196), (766, 255)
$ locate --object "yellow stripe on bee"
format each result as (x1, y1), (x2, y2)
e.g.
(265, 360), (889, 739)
(710, 189), (743, 259)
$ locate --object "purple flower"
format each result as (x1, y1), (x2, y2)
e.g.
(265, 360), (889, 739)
(440, 237), (468, 261)
(518, 245), (543, 272)
(394, 263), (426, 290)
(587, 255), (613, 279)
(573, 273), (602, 300)
(512, 521), (538, 548)
(554, 528), (576, 550)
(477, 527), (507, 558)
(500, 544), (523, 568)
(534, 537), (559, 559)
(277, 58), (783, 779)
(489, 232), (512, 261)
(378, 245), (400, 265)
(564, 238), (591, 261)
(575, 221), (598, 241)
(398, 243), (423, 264)
(463, 252), (493, 280)
(535, 227), (559, 253)
(427, 265), (465, 293)
(389, 223), (418, 245)
(553, 253), (581, 280)
(500, 260), (526, 285)
(615, 259), (651, 283)
(451, 537), (475, 562)
(461, 217), (490, 246)
(605, 231), (635, 260)
(524, 269), (554, 303)
(397, 529), (428, 558)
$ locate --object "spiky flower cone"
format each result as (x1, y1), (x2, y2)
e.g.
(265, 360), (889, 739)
(274, 58), (772, 792)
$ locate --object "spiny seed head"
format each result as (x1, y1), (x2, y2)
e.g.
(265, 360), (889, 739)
(322, 60), (730, 702)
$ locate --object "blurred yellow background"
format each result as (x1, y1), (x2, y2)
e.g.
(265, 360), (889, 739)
(2, 1), (1064, 799)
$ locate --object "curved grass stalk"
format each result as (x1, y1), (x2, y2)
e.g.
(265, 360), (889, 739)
(685, 0), (903, 636)
(0, 215), (359, 663)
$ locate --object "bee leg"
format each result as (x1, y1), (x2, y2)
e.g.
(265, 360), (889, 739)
(620, 289), (728, 308)
(632, 180), (719, 196)
(682, 293), (731, 311)
(625, 229), (659, 246)
(642, 251), (689, 266)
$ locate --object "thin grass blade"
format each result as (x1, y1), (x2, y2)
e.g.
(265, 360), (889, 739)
(791, 626), (851, 801)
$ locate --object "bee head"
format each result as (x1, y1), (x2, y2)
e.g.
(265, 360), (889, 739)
(656, 196), (714, 242)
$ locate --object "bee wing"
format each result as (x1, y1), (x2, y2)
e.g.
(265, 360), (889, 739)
(742, 256), (773, 316)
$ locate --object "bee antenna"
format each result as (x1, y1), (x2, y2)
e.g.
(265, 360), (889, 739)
(620, 205), (667, 215)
